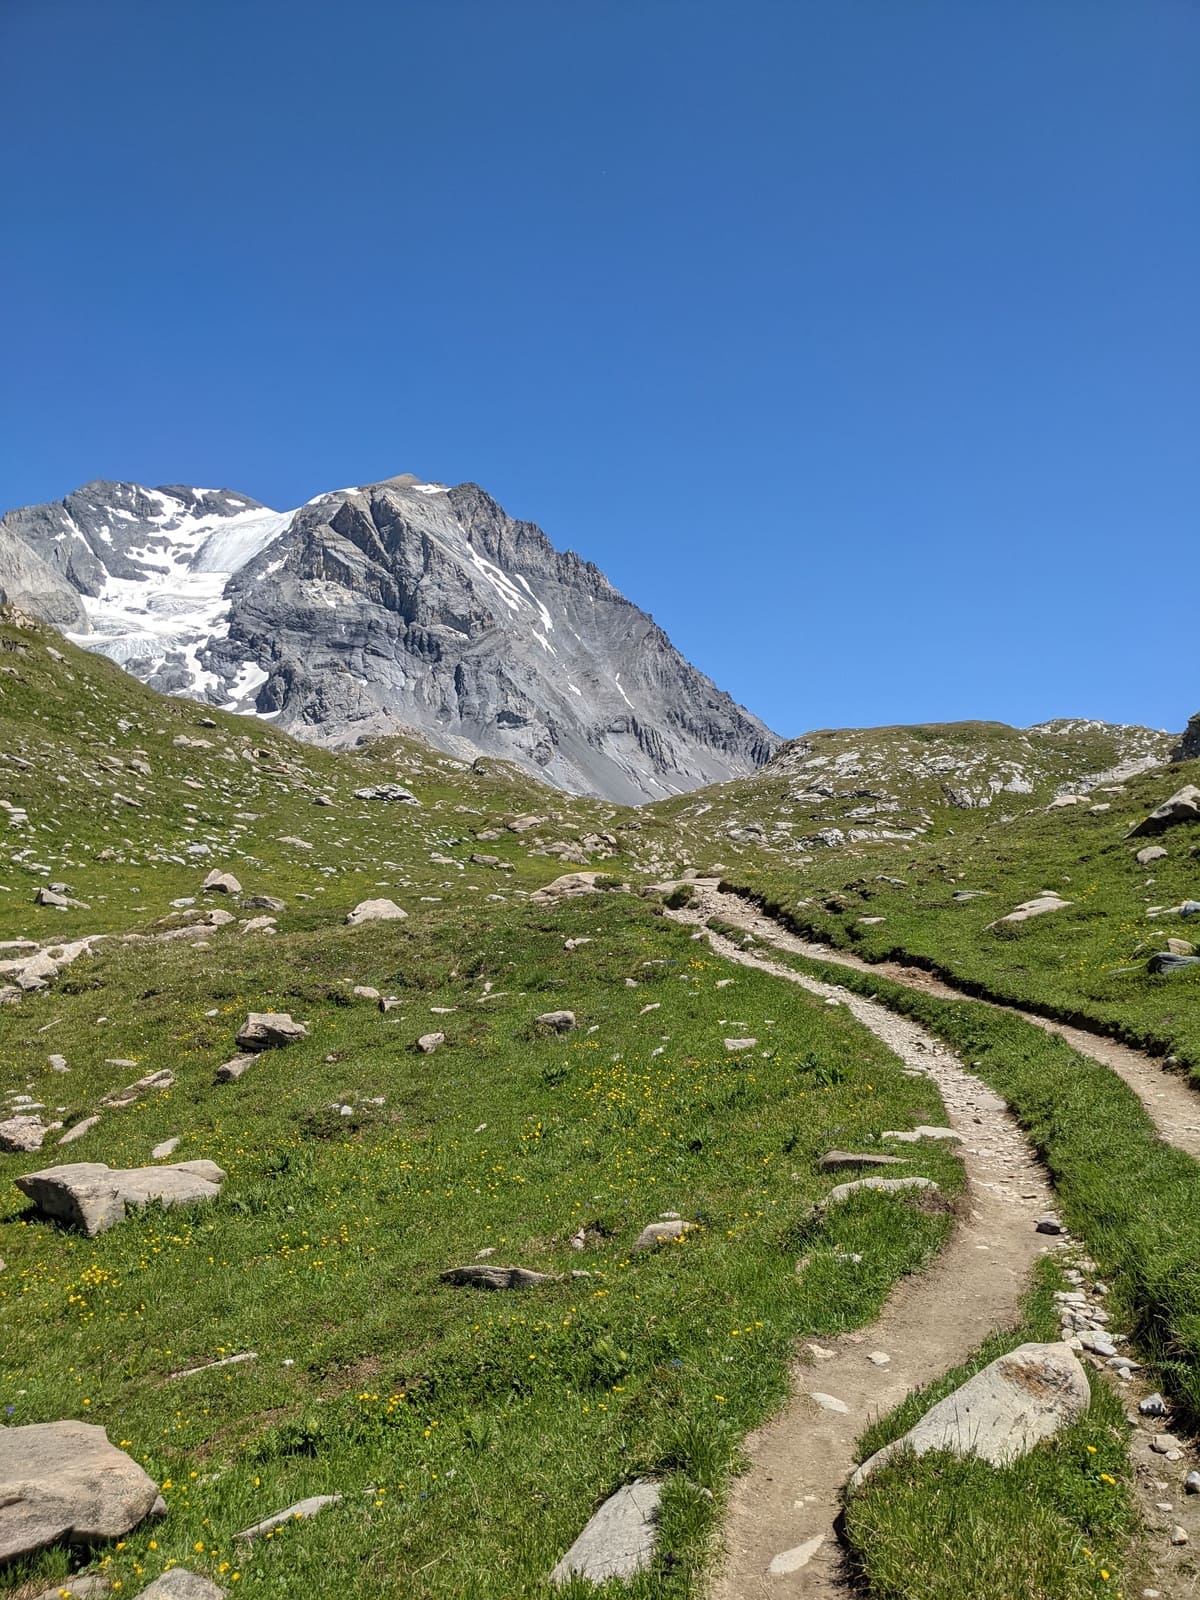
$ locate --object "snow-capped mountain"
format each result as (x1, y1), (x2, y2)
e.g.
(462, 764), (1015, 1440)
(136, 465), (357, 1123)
(0, 474), (777, 803)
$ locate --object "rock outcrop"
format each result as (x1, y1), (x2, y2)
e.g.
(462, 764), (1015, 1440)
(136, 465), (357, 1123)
(15, 1160), (226, 1236)
(0, 1421), (162, 1559)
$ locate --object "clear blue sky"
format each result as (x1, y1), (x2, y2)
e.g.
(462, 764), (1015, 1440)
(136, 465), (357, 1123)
(3, 0), (1197, 737)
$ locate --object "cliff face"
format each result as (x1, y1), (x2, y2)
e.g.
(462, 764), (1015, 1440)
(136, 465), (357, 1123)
(0, 474), (778, 803)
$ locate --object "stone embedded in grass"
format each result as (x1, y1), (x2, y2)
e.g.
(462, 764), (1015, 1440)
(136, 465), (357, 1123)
(47, 1054), (68, 1073)
(242, 895), (287, 912)
(236, 1013), (308, 1050)
(353, 783), (420, 805)
(0, 1420), (162, 1561)
(34, 886), (90, 910)
(169, 1351), (256, 1380)
(0, 1114), (49, 1153)
(1148, 952), (1200, 974)
(201, 869), (242, 896)
(1128, 785), (1200, 838)
(1035, 1215), (1065, 1234)
(440, 1264), (561, 1290)
(549, 1478), (661, 1585)
(58, 1115), (101, 1146)
(151, 1136), (181, 1160)
(235, 1493), (342, 1541)
(632, 1219), (695, 1250)
(28, 1576), (110, 1600)
(345, 897), (408, 926)
(818, 1176), (939, 1212)
(818, 1150), (905, 1171)
(15, 1159), (226, 1236)
(536, 1010), (577, 1033)
(137, 1569), (227, 1599)
(530, 870), (606, 905)
(882, 1126), (962, 1144)
(1136, 845), (1169, 865)
(723, 1037), (757, 1051)
(809, 1391), (850, 1413)
(214, 1055), (257, 1083)
(990, 894), (1072, 927)
(99, 1069), (175, 1109)
(851, 1342), (1090, 1485)
(351, 985), (381, 1001)
(416, 1032), (446, 1053)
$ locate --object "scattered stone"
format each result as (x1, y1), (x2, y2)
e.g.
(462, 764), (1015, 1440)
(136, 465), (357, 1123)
(530, 871), (606, 905)
(1171, 1525), (1189, 1546)
(235, 1494), (342, 1541)
(353, 784), (420, 805)
(28, 1576), (109, 1600)
(1148, 952), (1200, 974)
(767, 1534), (825, 1576)
(549, 1479), (661, 1586)
(169, 1351), (256, 1380)
(536, 1010), (576, 1033)
(819, 1150), (905, 1171)
(236, 1013), (308, 1050)
(58, 1116), (101, 1146)
(632, 1219), (695, 1250)
(151, 1136), (181, 1160)
(1079, 1332), (1117, 1358)
(867, 1351), (891, 1366)
(0, 1114), (48, 1152)
(214, 1055), (257, 1083)
(1137, 845), (1169, 865)
(35, 887), (89, 911)
(137, 1569), (226, 1599)
(0, 1420), (161, 1560)
(1139, 1393), (1167, 1417)
(417, 1032), (446, 1053)
(563, 937), (592, 951)
(100, 1069), (175, 1109)
(852, 1342), (1090, 1483)
(440, 1265), (560, 1290)
(201, 870), (242, 896)
(723, 1037), (757, 1051)
(15, 1160), (226, 1236)
(242, 895), (287, 912)
(820, 1176), (939, 1212)
(47, 1054), (68, 1073)
(991, 894), (1072, 927)
(1035, 1215), (1065, 1235)
(1185, 1470), (1200, 1494)
(882, 1125), (962, 1143)
(1151, 1434), (1183, 1455)
(345, 898), (408, 926)
(807, 1344), (835, 1361)
(1128, 785), (1200, 838)
(351, 985), (381, 1001)
(240, 916), (277, 936)
(809, 1392), (850, 1414)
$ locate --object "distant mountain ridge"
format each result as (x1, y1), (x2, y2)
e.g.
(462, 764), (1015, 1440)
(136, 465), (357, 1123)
(0, 473), (778, 803)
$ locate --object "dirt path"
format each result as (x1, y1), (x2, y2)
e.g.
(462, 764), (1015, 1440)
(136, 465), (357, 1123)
(666, 900), (1064, 1597)
(693, 881), (1200, 1163)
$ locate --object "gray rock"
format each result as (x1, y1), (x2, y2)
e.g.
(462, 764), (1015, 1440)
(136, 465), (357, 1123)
(633, 1219), (695, 1250)
(242, 895), (287, 912)
(0, 1115), (48, 1152)
(353, 784), (420, 804)
(351, 985), (381, 1000)
(48, 1054), (69, 1073)
(440, 1265), (560, 1289)
(151, 1136), (181, 1160)
(136, 1570), (226, 1600)
(852, 1342), (1089, 1484)
(16, 1159), (226, 1236)
(818, 1150), (905, 1171)
(536, 1010), (576, 1033)
(0, 1420), (161, 1560)
(723, 1036), (757, 1051)
(1128, 785), (1200, 838)
(1035, 1215), (1065, 1234)
(235, 1012), (308, 1050)
(1136, 845), (1169, 865)
(214, 1055), (256, 1083)
(28, 1577), (109, 1600)
(58, 1115), (101, 1146)
(345, 898), (408, 926)
(35, 887), (89, 911)
(235, 1494), (341, 1541)
(530, 871), (607, 904)
(991, 894), (1072, 926)
(99, 1069), (175, 1109)
(820, 1176), (939, 1211)
(1139, 1392), (1167, 1417)
(882, 1126), (962, 1143)
(1185, 1470), (1200, 1494)
(416, 1032), (446, 1053)
(1148, 952), (1200, 974)
(550, 1479), (661, 1585)
(201, 870), (242, 896)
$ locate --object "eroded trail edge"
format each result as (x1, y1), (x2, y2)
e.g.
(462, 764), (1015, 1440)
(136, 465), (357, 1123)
(667, 899), (1063, 1598)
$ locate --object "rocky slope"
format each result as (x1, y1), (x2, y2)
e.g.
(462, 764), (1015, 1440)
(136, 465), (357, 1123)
(0, 475), (777, 803)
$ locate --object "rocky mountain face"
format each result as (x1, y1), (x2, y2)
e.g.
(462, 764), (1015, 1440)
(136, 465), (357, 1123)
(0, 475), (777, 803)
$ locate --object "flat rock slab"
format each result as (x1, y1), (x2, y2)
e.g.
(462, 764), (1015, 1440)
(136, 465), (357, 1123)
(59, 1115), (101, 1147)
(883, 1126), (962, 1144)
(852, 1341), (1089, 1485)
(992, 895), (1072, 926)
(345, 898), (408, 926)
(819, 1150), (905, 1171)
(236, 1493), (341, 1541)
(768, 1533), (825, 1575)
(0, 1420), (161, 1561)
(138, 1572), (226, 1600)
(723, 1037), (757, 1051)
(235, 1013), (307, 1051)
(550, 1478), (661, 1585)
(820, 1176), (939, 1212)
(440, 1265), (560, 1290)
(16, 1160), (225, 1236)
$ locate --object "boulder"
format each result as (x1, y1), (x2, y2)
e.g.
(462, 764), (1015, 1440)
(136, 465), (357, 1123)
(819, 1176), (939, 1212)
(0, 1420), (161, 1560)
(549, 1479), (661, 1585)
(536, 1010), (577, 1033)
(1136, 845), (1169, 866)
(235, 1013), (308, 1050)
(1128, 785), (1200, 838)
(1148, 952), (1200, 974)
(15, 1160), (226, 1236)
(0, 1114), (48, 1153)
(345, 898), (408, 926)
(416, 1032), (446, 1053)
(530, 871), (604, 905)
(137, 1570), (226, 1600)
(201, 870), (242, 896)
(851, 1342), (1090, 1484)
